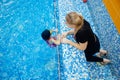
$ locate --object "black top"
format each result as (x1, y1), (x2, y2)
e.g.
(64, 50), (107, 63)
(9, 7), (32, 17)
(75, 19), (97, 53)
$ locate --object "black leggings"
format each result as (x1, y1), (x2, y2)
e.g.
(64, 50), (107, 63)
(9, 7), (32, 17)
(85, 35), (103, 62)
(85, 53), (103, 62)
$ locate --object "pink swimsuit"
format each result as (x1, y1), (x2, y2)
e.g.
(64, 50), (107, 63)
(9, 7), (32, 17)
(46, 37), (57, 47)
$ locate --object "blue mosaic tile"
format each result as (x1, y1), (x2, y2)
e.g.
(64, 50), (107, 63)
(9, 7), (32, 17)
(58, 0), (119, 79)
(58, 0), (92, 80)
(87, 0), (120, 79)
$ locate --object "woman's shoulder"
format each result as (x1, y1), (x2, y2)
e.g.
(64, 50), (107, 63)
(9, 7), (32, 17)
(76, 22), (91, 35)
(83, 19), (90, 27)
(75, 19), (91, 35)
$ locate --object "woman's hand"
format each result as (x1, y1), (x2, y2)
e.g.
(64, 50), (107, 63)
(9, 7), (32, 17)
(61, 38), (70, 44)
(57, 34), (61, 40)
(61, 29), (74, 38)
(54, 29), (58, 32)
(61, 32), (68, 38)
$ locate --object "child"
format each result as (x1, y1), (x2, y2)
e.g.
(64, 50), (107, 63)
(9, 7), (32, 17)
(41, 29), (61, 47)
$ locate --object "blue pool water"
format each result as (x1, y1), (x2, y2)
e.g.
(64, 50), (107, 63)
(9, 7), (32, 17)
(0, 0), (59, 80)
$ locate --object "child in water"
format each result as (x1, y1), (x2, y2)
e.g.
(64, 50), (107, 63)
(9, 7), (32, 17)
(41, 29), (61, 47)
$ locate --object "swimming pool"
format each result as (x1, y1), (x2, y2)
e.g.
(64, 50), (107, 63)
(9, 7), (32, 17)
(0, 0), (59, 80)
(1, 0), (120, 80)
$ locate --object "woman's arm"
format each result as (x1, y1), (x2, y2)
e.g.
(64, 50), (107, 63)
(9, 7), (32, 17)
(61, 38), (88, 50)
(67, 29), (74, 35)
(62, 29), (74, 38)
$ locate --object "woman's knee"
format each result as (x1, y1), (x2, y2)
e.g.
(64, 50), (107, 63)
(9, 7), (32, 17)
(86, 57), (91, 61)
(85, 54), (91, 61)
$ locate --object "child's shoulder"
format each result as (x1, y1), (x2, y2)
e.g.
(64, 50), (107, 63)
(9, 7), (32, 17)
(46, 37), (57, 47)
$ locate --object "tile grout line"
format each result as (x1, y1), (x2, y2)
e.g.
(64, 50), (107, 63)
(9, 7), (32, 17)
(53, 0), (61, 80)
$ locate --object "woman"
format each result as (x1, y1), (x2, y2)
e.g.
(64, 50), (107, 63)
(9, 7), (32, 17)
(61, 12), (111, 64)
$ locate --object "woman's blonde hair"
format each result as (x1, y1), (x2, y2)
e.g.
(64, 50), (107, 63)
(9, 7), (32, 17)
(66, 12), (84, 34)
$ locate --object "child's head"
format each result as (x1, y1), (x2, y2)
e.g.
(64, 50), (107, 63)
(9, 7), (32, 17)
(41, 29), (51, 41)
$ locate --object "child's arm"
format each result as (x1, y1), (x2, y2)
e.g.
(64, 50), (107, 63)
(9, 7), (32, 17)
(51, 38), (60, 45)
(50, 29), (58, 33)
(51, 34), (61, 45)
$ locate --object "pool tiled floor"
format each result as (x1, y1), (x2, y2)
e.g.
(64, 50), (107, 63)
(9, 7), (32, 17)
(58, 0), (119, 79)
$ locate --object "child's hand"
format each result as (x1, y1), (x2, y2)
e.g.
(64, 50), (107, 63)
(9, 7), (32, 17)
(54, 29), (58, 32)
(50, 29), (58, 33)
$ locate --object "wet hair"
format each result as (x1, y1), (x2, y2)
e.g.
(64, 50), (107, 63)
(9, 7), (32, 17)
(41, 29), (51, 41)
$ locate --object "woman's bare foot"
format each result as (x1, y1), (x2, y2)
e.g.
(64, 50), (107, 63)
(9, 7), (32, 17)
(100, 49), (107, 54)
(97, 50), (108, 57)
(100, 58), (111, 65)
